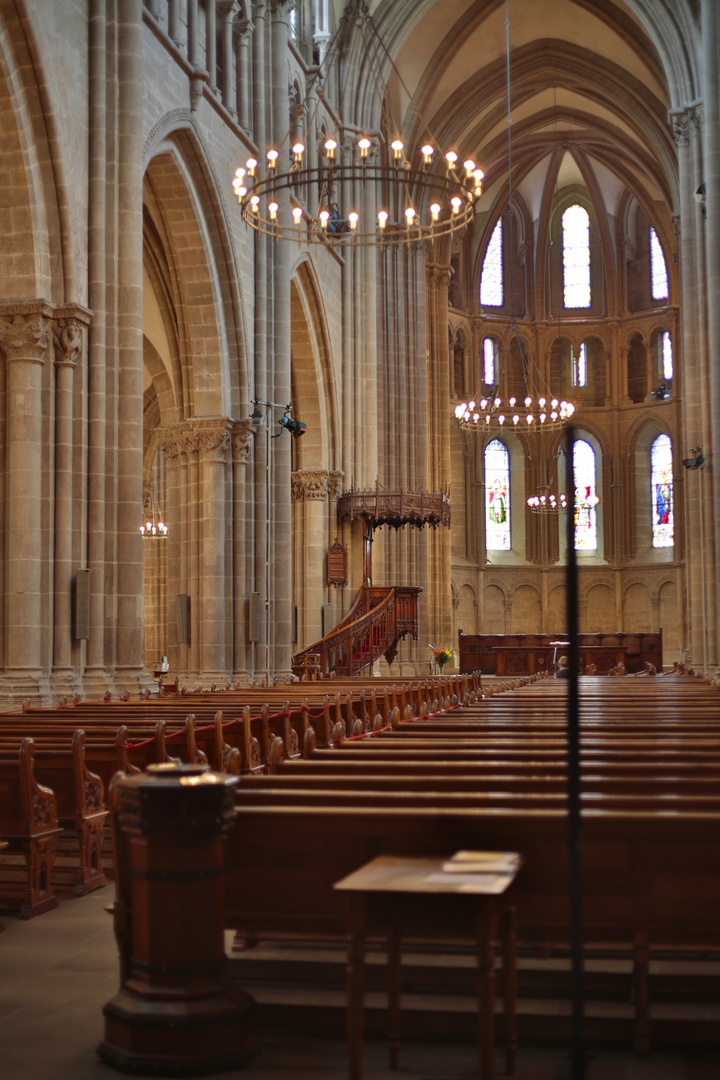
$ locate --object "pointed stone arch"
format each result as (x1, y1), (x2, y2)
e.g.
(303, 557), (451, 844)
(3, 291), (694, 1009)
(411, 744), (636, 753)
(289, 257), (342, 650)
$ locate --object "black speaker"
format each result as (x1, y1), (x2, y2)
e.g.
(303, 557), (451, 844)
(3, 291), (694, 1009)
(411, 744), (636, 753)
(176, 593), (190, 644)
(75, 569), (90, 640)
(249, 592), (263, 643)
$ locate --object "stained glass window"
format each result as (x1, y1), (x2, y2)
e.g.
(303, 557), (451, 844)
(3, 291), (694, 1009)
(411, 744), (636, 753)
(562, 205), (591, 308)
(483, 337), (498, 384)
(485, 439), (511, 551)
(573, 439), (598, 550)
(660, 331), (673, 380)
(651, 434), (673, 548)
(571, 341), (587, 387)
(480, 219), (503, 307)
(650, 228), (669, 300)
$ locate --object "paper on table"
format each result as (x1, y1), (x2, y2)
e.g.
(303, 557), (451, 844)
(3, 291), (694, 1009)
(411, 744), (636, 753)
(447, 850), (520, 863)
(425, 872), (510, 889)
(442, 851), (520, 874)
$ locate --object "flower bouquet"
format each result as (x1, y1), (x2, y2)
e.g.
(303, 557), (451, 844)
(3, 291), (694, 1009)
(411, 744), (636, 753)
(429, 643), (453, 672)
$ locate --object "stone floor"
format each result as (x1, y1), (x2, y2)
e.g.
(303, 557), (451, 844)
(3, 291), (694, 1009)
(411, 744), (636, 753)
(0, 886), (718, 1080)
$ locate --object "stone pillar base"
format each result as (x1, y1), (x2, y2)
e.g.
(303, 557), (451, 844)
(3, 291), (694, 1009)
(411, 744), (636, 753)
(0, 673), (53, 710)
(49, 671), (81, 704)
(112, 667), (156, 699)
(81, 668), (111, 702)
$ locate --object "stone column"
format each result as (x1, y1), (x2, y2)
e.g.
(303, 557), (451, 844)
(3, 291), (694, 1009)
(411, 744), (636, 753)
(206, 0), (218, 93)
(0, 312), (51, 701)
(702, 0), (720, 663)
(672, 103), (713, 669)
(221, 2), (240, 114)
(232, 422), (253, 682)
(195, 420), (232, 682)
(252, 0), (269, 677)
(159, 427), (188, 679)
(291, 468), (331, 647)
(426, 266), (453, 662)
(116, 0), (150, 693)
(187, 0), (200, 66)
(235, 20), (253, 132)
(52, 319), (81, 696)
(269, 0), (294, 678)
(168, 0), (183, 49)
(85, 0), (109, 698)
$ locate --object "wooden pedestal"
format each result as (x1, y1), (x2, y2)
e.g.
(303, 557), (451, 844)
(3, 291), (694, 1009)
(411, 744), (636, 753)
(98, 763), (257, 1075)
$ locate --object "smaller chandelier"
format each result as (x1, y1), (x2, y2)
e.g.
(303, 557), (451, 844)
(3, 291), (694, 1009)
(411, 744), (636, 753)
(140, 385), (168, 538)
(526, 488), (598, 516)
(455, 395), (575, 433)
(139, 512), (168, 538)
(526, 491), (568, 513)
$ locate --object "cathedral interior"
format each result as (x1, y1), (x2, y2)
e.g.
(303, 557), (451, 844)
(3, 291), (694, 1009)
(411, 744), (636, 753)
(0, 0), (716, 701)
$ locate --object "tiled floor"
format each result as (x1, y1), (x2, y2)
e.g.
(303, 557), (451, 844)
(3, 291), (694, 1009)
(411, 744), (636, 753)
(0, 887), (718, 1080)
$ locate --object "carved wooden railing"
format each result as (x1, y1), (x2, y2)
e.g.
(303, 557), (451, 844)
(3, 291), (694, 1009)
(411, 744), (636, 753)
(292, 586), (422, 677)
(337, 484), (450, 530)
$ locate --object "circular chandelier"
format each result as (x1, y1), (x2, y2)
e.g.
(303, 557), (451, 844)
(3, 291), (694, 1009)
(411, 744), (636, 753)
(526, 491), (569, 513)
(454, 394), (575, 433)
(231, 1), (483, 247)
(452, 6), (576, 438)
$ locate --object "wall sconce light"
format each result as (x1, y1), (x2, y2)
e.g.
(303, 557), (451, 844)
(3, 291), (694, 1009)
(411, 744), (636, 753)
(682, 445), (706, 470)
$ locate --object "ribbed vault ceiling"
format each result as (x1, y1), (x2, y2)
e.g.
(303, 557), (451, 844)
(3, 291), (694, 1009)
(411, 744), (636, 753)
(338, 0), (693, 250)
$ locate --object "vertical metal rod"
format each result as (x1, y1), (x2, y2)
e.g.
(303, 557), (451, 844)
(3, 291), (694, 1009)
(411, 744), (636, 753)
(564, 423), (585, 1078)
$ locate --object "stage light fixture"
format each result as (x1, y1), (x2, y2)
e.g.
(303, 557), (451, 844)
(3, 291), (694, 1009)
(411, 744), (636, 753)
(279, 414), (306, 438)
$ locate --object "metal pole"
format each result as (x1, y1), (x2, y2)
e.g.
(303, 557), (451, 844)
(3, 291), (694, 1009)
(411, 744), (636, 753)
(564, 423), (585, 1078)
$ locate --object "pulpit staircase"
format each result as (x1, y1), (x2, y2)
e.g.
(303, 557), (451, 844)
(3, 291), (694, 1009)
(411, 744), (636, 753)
(291, 585), (421, 678)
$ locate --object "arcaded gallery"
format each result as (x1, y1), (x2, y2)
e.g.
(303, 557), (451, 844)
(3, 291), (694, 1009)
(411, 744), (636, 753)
(0, 2), (719, 1078)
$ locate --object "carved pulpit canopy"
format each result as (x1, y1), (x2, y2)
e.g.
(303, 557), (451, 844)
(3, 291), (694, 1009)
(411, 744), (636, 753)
(337, 482), (451, 531)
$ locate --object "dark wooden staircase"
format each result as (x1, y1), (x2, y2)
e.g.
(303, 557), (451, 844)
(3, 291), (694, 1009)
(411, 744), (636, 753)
(292, 585), (422, 677)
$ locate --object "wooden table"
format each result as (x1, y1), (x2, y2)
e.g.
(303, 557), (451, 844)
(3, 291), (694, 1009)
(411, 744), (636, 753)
(334, 851), (522, 1080)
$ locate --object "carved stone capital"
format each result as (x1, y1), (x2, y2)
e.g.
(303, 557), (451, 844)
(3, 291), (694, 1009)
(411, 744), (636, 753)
(219, 0), (240, 23)
(327, 469), (344, 500)
(427, 264), (452, 289)
(53, 319), (82, 367)
(189, 417), (233, 461)
(268, 0), (293, 22)
(158, 418), (233, 462)
(292, 468), (330, 502)
(157, 427), (187, 460)
(233, 18), (254, 44)
(231, 419), (254, 463)
(670, 112), (691, 147)
(0, 313), (52, 363)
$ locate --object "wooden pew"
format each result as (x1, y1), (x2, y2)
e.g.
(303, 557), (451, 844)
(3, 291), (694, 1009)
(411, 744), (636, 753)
(0, 729), (107, 895)
(0, 739), (62, 917)
(223, 801), (720, 1051)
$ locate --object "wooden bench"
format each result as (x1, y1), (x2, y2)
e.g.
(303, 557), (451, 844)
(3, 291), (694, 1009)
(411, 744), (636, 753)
(0, 739), (62, 917)
(224, 801), (720, 1052)
(0, 729), (107, 895)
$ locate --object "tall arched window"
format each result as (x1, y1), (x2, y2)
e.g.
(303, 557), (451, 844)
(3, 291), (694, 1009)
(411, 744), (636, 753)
(485, 439), (511, 550)
(659, 330), (673, 380)
(483, 337), (499, 384)
(650, 228), (669, 300)
(573, 439), (598, 550)
(571, 341), (587, 387)
(562, 205), (591, 308)
(651, 434), (673, 547)
(480, 219), (503, 307)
